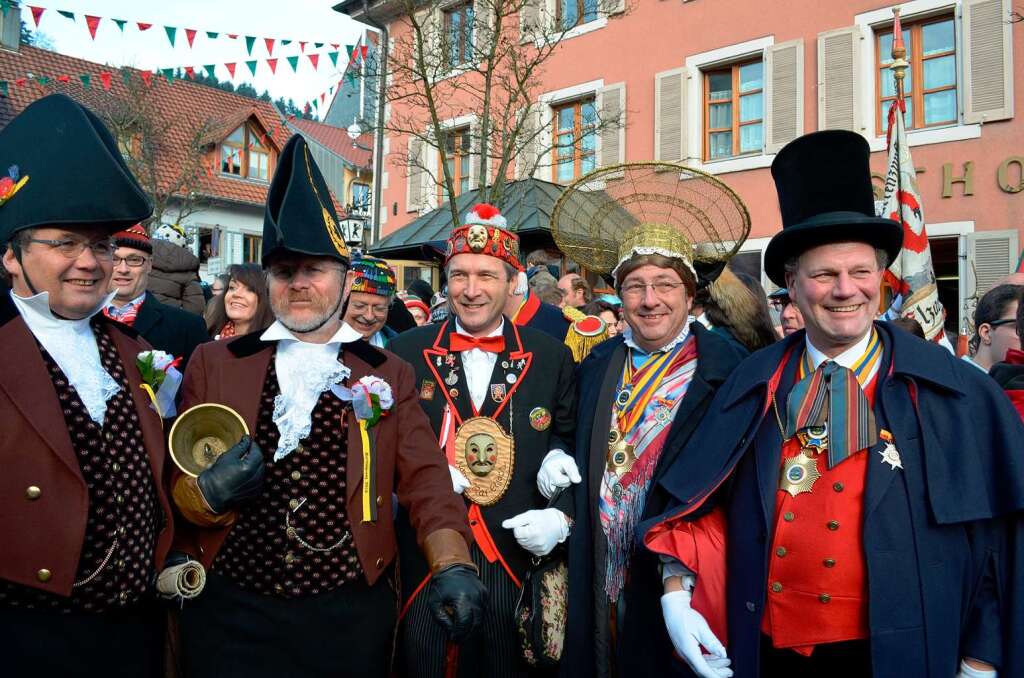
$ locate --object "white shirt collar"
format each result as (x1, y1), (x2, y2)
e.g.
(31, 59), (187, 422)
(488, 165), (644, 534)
(805, 329), (874, 370)
(260, 319), (363, 345)
(454, 317), (504, 338)
(622, 317), (693, 354)
(108, 291), (146, 311)
(13, 288), (115, 328)
(961, 354), (988, 372)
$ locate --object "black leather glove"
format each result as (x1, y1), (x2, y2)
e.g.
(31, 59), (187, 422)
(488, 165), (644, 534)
(427, 564), (488, 643)
(196, 435), (265, 514)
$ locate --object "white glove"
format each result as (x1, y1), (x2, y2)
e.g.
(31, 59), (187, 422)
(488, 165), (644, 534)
(661, 589), (732, 678)
(536, 449), (582, 499)
(501, 508), (570, 557)
(956, 659), (997, 678)
(449, 465), (471, 494)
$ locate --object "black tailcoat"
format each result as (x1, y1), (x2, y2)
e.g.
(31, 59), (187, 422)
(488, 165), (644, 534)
(132, 293), (209, 369)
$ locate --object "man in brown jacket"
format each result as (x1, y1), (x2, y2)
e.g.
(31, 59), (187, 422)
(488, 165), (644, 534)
(0, 94), (174, 677)
(171, 135), (486, 678)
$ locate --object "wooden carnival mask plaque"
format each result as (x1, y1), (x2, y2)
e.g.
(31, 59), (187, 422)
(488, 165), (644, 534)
(454, 416), (515, 506)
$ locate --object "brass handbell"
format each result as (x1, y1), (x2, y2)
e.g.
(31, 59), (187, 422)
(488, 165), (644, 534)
(168, 403), (250, 477)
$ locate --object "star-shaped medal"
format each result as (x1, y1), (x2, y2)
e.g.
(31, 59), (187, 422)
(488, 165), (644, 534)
(879, 442), (902, 471)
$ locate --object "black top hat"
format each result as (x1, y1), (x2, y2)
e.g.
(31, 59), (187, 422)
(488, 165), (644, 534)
(0, 93), (152, 243)
(262, 135), (350, 267)
(763, 130), (902, 287)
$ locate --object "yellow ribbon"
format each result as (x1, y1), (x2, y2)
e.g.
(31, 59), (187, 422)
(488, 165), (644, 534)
(139, 383), (164, 429)
(359, 419), (374, 522)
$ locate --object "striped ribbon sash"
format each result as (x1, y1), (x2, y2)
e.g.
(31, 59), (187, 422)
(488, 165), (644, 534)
(784, 330), (881, 468)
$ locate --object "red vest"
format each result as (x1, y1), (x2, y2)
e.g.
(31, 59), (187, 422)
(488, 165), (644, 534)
(760, 370), (880, 654)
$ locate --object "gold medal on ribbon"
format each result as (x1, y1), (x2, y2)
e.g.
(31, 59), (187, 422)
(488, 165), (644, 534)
(780, 451), (821, 497)
(453, 416), (515, 506)
(607, 428), (637, 476)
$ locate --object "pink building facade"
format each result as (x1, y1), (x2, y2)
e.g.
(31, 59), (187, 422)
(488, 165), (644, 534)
(341, 0), (1022, 334)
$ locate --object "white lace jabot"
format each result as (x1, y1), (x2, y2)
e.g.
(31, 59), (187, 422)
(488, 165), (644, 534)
(11, 290), (120, 426)
(261, 321), (362, 461)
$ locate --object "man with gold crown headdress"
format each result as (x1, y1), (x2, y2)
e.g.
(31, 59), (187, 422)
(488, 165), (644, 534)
(550, 162), (751, 677)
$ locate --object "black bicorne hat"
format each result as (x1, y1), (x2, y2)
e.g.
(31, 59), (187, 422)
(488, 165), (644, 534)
(0, 93), (152, 243)
(763, 130), (902, 287)
(262, 135), (350, 267)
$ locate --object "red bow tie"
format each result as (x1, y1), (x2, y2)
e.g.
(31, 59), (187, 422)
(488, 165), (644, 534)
(450, 333), (506, 353)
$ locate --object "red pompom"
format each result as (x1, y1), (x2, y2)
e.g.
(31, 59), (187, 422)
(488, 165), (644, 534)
(472, 203), (500, 220)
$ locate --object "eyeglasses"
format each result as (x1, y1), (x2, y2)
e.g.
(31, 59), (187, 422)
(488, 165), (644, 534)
(769, 299), (792, 311)
(988, 318), (1018, 329)
(28, 237), (115, 261)
(620, 280), (686, 299)
(112, 254), (149, 267)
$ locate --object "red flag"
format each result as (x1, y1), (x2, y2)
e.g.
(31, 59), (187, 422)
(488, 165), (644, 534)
(308, 53), (319, 69)
(299, 41), (307, 52)
(29, 6), (45, 27)
(141, 71), (153, 87)
(184, 66), (196, 79)
(15, 78), (25, 87)
(267, 58), (278, 74)
(99, 72), (113, 91)
(320, 92), (325, 104)
(225, 62), (236, 78)
(57, 75), (70, 83)
(185, 28), (197, 47)
(264, 37), (275, 55)
(330, 43), (339, 50)
(360, 45), (368, 60)
(227, 33), (238, 39)
(137, 22), (152, 31)
(85, 15), (101, 40)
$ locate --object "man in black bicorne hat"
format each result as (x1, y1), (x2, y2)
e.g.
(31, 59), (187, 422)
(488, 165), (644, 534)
(0, 94), (176, 676)
(170, 135), (486, 678)
(640, 130), (1024, 677)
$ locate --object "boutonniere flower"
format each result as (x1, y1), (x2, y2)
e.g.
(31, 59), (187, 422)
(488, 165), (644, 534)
(331, 375), (394, 429)
(137, 350), (183, 418)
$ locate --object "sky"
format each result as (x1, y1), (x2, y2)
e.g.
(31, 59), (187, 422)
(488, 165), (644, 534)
(20, 0), (367, 112)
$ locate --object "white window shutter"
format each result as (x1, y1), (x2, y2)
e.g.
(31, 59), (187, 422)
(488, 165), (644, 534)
(406, 138), (424, 213)
(962, 0), (1014, 124)
(520, 0), (541, 43)
(597, 83), (626, 167)
(600, 0), (626, 17)
(516, 106), (540, 179)
(468, 120), (482, 190)
(765, 39), (804, 153)
(474, 0), (493, 54)
(654, 68), (687, 162)
(817, 25), (864, 132)
(964, 229), (1019, 299)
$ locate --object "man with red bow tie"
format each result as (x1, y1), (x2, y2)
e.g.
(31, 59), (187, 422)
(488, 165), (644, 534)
(389, 204), (578, 677)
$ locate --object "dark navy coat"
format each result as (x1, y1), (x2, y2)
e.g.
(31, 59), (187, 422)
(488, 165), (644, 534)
(641, 323), (1024, 677)
(563, 323), (746, 677)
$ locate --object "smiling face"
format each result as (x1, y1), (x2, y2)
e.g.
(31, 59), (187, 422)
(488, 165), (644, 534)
(786, 241), (882, 357)
(343, 290), (390, 338)
(3, 226), (114, 319)
(618, 263), (693, 353)
(110, 246), (151, 304)
(446, 253), (516, 335)
(224, 278), (258, 328)
(465, 432), (497, 476)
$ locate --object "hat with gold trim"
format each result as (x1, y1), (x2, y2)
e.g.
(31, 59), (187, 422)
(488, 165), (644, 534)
(445, 203), (523, 272)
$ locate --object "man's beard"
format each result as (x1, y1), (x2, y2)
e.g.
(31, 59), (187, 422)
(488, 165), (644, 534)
(272, 290), (345, 334)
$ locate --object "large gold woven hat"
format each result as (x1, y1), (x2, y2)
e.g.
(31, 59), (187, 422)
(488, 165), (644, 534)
(550, 162), (751, 282)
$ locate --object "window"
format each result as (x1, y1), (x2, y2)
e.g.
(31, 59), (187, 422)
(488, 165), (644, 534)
(219, 124), (272, 182)
(552, 98), (596, 183)
(444, 2), (474, 69)
(559, 0), (598, 30)
(703, 59), (764, 161)
(438, 127), (472, 202)
(876, 15), (957, 136)
(350, 182), (371, 216)
(243, 234), (262, 263)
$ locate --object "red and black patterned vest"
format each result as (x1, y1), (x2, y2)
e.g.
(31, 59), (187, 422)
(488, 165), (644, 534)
(0, 322), (162, 613)
(213, 353), (362, 597)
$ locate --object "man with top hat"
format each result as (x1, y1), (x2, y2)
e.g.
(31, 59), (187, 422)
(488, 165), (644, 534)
(389, 203), (578, 678)
(548, 162), (750, 678)
(639, 130), (1024, 677)
(170, 135), (486, 678)
(342, 254), (401, 346)
(0, 93), (176, 676)
(106, 223), (209, 369)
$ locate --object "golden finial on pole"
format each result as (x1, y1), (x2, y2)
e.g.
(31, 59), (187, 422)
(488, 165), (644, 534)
(889, 8), (909, 99)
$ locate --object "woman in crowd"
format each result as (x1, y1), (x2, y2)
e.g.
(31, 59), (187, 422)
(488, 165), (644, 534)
(582, 298), (624, 337)
(204, 263), (274, 339)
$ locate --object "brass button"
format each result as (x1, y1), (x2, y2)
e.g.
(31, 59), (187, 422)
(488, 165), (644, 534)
(116, 494), (125, 505)
(118, 526), (127, 537)
(819, 593), (831, 604)
(274, 583), (285, 594)
(288, 499), (300, 511)
(375, 557), (384, 569)
(376, 495), (383, 507)
(25, 486), (41, 500)
(119, 591), (129, 603)
(286, 527), (297, 539)
(770, 581), (783, 593)
(783, 512), (795, 522)
(105, 432), (113, 442)
(36, 568), (52, 582)
(827, 520), (840, 531)
(833, 482), (844, 492)
(295, 445), (305, 455)
(116, 559), (126, 570)
(823, 558), (836, 568)
(112, 463), (121, 472)
(776, 547), (787, 557)
(291, 471), (301, 481)
(284, 552), (296, 565)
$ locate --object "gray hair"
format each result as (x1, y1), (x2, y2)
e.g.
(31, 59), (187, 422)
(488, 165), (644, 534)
(783, 247), (890, 277)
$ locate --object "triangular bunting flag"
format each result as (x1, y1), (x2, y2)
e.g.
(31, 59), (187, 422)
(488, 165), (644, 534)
(14, 78), (26, 87)
(57, 75), (70, 83)
(84, 15), (101, 40)
(264, 37), (275, 55)
(0, 82), (8, 97)
(185, 28), (197, 48)
(308, 53), (319, 69)
(267, 58), (278, 74)
(121, 71), (132, 85)
(113, 18), (126, 32)
(206, 31), (218, 39)
(99, 72), (112, 91)
(29, 6), (44, 27)
(79, 74), (90, 89)
(360, 45), (368, 60)
(161, 68), (174, 84)
(245, 36), (255, 55)
(165, 26), (177, 47)
(328, 52), (338, 67)
(35, 75), (50, 86)
(345, 45), (354, 58)
(227, 33), (238, 39)
(141, 71), (153, 87)
(330, 43), (339, 50)
(57, 10), (74, 19)
(314, 42), (324, 49)
(303, 102), (310, 114)
(320, 92), (325, 104)
(184, 66), (196, 79)
(137, 22), (152, 31)
(282, 39), (291, 46)
(329, 85), (334, 95)
(225, 62), (236, 78)
(299, 41), (307, 52)
(204, 64), (216, 77)
(0, 1), (11, 18)
(245, 60), (258, 76)
(286, 56), (299, 72)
